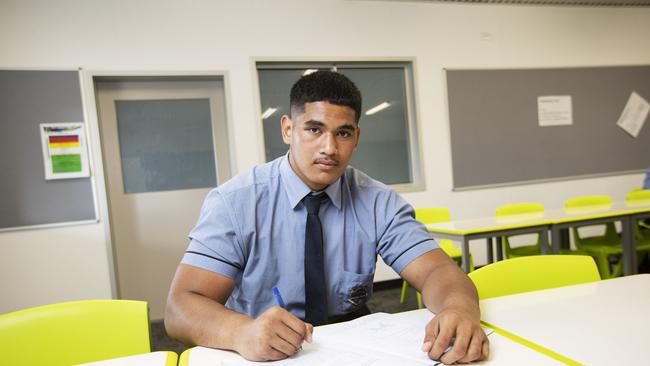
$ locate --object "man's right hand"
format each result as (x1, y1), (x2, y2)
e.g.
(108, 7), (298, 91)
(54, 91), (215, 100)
(166, 266), (313, 361)
(234, 306), (314, 361)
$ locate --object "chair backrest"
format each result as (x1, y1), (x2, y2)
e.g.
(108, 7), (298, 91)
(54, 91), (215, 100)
(495, 203), (544, 217)
(468, 255), (600, 300)
(564, 195), (612, 208)
(0, 300), (151, 366)
(494, 203), (545, 258)
(564, 195), (617, 241)
(415, 207), (451, 224)
(626, 189), (650, 201)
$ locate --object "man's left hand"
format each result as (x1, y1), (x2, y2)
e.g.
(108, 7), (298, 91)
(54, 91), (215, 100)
(422, 307), (489, 364)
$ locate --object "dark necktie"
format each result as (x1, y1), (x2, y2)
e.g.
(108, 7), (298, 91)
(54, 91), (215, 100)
(303, 193), (328, 325)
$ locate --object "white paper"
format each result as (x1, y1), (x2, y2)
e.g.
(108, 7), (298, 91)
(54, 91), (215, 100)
(616, 92), (650, 138)
(223, 312), (494, 366)
(225, 341), (414, 366)
(537, 95), (573, 127)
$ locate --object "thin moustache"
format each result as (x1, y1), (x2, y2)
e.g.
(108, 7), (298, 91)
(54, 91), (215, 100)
(314, 158), (339, 166)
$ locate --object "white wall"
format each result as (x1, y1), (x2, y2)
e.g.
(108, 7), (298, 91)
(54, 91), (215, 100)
(1, 0), (649, 313)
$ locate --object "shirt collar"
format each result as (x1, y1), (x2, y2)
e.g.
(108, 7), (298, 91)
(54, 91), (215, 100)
(280, 152), (342, 210)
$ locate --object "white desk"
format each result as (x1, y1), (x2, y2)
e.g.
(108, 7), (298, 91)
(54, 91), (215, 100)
(77, 351), (176, 366)
(480, 274), (650, 365)
(425, 214), (551, 272)
(184, 310), (562, 365)
(426, 200), (650, 275)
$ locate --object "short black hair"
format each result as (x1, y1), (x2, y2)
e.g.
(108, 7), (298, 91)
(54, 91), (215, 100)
(290, 71), (362, 123)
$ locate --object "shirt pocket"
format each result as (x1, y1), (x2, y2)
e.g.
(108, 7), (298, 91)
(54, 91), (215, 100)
(336, 270), (374, 314)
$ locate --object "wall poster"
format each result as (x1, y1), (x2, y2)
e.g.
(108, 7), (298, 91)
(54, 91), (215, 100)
(39, 122), (90, 180)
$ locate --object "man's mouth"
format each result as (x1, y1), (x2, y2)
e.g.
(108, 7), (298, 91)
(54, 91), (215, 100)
(314, 158), (339, 168)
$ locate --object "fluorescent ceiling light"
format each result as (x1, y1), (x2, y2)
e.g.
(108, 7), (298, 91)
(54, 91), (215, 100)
(261, 107), (278, 120)
(303, 69), (319, 76)
(365, 102), (391, 116)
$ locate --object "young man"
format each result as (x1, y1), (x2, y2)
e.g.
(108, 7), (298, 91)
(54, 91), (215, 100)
(165, 71), (489, 364)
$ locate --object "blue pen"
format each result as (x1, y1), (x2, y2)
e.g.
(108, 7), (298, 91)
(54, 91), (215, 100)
(274, 286), (309, 350)
(272, 286), (286, 309)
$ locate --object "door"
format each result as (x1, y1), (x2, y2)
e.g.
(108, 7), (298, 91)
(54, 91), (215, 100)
(95, 77), (231, 320)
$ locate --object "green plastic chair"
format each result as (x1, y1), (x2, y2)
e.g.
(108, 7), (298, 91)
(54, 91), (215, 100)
(0, 300), (155, 366)
(625, 189), (650, 266)
(495, 203), (545, 258)
(400, 208), (474, 309)
(627, 189), (650, 229)
(565, 195), (623, 279)
(468, 255), (601, 300)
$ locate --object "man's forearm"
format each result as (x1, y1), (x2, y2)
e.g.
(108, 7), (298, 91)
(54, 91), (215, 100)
(165, 290), (252, 350)
(419, 261), (480, 320)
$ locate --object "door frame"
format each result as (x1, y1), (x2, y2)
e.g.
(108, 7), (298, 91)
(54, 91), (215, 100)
(81, 70), (235, 298)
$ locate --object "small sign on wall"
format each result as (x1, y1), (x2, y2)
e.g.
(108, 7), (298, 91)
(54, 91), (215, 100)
(537, 95), (573, 127)
(616, 91), (649, 138)
(39, 122), (90, 180)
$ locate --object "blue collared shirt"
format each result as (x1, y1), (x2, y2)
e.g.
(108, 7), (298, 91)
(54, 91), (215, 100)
(644, 166), (650, 189)
(182, 154), (437, 319)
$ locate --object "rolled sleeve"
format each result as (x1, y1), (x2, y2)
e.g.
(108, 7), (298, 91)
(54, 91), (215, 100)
(181, 189), (245, 280)
(376, 192), (438, 274)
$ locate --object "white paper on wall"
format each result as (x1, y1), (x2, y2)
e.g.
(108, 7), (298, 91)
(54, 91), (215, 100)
(616, 91), (650, 138)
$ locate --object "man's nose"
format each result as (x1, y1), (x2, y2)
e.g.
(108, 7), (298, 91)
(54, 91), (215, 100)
(320, 132), (338, 155)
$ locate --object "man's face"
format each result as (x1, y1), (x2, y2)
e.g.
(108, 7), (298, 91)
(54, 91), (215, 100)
(281, 101), (361, 191)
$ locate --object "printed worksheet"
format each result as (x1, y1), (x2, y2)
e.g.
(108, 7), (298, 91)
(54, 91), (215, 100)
(224, 312), (494, 366)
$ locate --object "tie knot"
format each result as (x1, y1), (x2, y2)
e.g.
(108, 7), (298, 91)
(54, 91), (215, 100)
(304, 193), (327, 215)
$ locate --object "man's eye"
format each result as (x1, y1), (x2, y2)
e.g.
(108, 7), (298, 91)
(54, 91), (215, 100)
(307, 128), (320, 134)
(338, 131), (351, 138)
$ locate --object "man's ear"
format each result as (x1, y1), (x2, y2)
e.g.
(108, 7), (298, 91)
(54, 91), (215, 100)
(354, 125), (361, 150)
(280, 115), (293, 145)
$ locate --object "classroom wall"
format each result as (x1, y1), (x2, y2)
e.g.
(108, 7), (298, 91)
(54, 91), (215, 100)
(1, 0), (649, 314)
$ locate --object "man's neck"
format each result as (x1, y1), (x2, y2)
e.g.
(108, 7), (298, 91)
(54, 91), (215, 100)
(287, 152), (328, 192)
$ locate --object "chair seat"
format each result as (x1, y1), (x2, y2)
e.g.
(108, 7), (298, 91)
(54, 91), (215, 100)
(634, 238), (650, 252)
(638, 227), (650, 241)
(565, 195), (623, 279)
(496, 203), (545, 260)
(579, 242), (623, 256)
(506, 245), (541, 257)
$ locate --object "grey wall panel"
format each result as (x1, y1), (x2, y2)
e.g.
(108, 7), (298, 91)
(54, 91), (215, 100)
(446, 66), (650, 190)
(0, 70), (95, 229)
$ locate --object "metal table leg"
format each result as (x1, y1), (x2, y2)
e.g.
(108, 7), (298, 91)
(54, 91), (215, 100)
(551, 226), (562, 254)
(461, 237), (471, 273)
(622, 216), (637, 276)
(486, 237), (494, 264)
(560, 228), (571, 251)
(496, 237), (503, 261)
(539, 227), (549, 254)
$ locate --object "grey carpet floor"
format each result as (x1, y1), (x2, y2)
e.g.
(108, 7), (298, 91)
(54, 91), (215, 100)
(150, 282), (419, 354)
